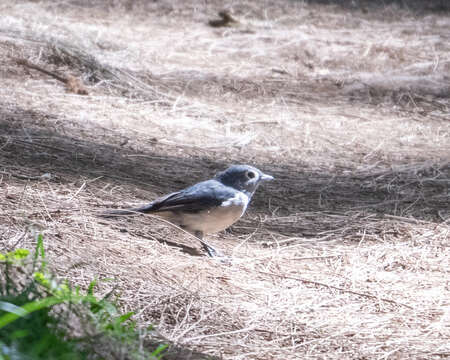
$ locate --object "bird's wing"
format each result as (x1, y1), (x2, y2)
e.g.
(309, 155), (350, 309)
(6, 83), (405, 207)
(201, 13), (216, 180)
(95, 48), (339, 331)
(135, 180), (238, 213)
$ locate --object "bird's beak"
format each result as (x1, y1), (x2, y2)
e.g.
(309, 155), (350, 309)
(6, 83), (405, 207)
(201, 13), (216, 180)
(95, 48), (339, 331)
(260, 173), (274, 182)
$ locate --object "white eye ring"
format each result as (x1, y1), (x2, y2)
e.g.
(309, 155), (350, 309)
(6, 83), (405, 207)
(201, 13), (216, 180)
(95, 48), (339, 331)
(247, 171), (256, 179)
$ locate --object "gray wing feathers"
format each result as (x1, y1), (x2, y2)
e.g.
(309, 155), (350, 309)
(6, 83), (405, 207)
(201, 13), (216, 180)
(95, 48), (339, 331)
(139, 180), (231, 213)
(100, 180), (238, 216)
(99, 191), (181, 217)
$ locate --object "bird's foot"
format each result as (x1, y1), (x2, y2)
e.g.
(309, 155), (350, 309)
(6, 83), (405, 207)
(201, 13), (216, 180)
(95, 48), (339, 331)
(202, 243), (222, 257)
(200, 242), (231, 264)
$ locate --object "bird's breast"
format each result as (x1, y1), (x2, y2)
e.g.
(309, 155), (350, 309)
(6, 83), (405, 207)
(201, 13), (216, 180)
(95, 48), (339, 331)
(220, 191), (249, 212)
(155, 191), (249, 235)
(197, 204), (246, 234)
(178, 192), (249, 234)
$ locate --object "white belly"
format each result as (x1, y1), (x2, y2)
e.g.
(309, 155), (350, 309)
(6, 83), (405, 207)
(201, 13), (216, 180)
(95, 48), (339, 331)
(157, 192), (249, 234)
(183, 205), (246, 234)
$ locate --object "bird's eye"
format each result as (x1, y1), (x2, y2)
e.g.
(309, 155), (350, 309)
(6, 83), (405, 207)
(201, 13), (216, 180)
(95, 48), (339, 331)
(247, 171), (256, 179)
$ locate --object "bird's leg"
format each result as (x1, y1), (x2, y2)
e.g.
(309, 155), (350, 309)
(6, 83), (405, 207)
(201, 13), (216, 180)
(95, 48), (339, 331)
(194, 231), (224, 258)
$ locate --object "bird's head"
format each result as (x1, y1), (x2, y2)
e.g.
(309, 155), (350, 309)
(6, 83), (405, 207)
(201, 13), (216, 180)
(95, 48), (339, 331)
(215, 164), (274, 196)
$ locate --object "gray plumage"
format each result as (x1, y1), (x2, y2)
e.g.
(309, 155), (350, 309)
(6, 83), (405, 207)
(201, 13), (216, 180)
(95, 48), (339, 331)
(101, 164), (273, 257)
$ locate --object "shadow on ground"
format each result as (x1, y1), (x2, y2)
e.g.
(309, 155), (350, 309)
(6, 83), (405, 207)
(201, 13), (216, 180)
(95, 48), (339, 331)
(1, 104), (448, 232)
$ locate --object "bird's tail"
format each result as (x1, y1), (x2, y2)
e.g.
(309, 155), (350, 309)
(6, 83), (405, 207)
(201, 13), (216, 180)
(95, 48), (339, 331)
(98, 203), (155, 217)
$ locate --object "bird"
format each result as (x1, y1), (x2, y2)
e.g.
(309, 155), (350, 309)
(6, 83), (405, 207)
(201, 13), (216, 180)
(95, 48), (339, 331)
(100, 164), (273, 257)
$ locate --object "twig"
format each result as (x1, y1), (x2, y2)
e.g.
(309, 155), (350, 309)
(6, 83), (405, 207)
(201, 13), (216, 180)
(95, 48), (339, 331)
(38, 191), (53, 222)
(289, 255), (342, 261)
(0, 170), (44, 181)
(12, 138), (71, 153)
(384, 214), (431, 224)
(15, 58), (88, 95)
(261, 235), (334, 248)
(208, 10), (238, 27)
(128, 231), (202, 257)
(16, 58), (67, 82)
(185, 325), (256, 342)
(257, 270), (414, 309)
(68, 182), (86, 201)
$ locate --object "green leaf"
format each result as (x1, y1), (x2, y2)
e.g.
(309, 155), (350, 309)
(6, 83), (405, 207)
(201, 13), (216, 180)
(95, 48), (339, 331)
(0, 292), (105, 329)
(0, 301), (28, 317)
(0, 249), (30, 264)
(152, 344), (168, 358)
(0, 297), (63, 329)
(33, 272), (50, 288)
(11, 249), (29, 260)
(35, 234), (45, 258)
(87, 279), (97, 295)
(10, 329), (29, 340)
(117, 311), (134, 324)
(34, 234), (47, 272)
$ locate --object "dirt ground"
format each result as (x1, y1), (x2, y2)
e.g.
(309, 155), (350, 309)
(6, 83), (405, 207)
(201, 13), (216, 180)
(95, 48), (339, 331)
(1, 1), (449, 359)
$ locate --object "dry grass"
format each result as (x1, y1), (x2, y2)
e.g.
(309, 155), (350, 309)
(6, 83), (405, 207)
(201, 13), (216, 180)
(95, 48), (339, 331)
(0, 0), (449, 359)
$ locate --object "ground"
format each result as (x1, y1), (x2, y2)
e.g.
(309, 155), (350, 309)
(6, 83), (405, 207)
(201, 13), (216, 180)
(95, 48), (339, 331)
(0, 1), (449, 359)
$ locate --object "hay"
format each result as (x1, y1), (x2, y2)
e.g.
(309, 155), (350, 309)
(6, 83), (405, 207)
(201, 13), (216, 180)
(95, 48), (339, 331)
(1, 0), (449, 359)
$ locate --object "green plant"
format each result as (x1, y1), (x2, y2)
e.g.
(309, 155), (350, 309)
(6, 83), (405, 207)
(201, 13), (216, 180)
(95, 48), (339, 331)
(0, 234), (167, 360)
